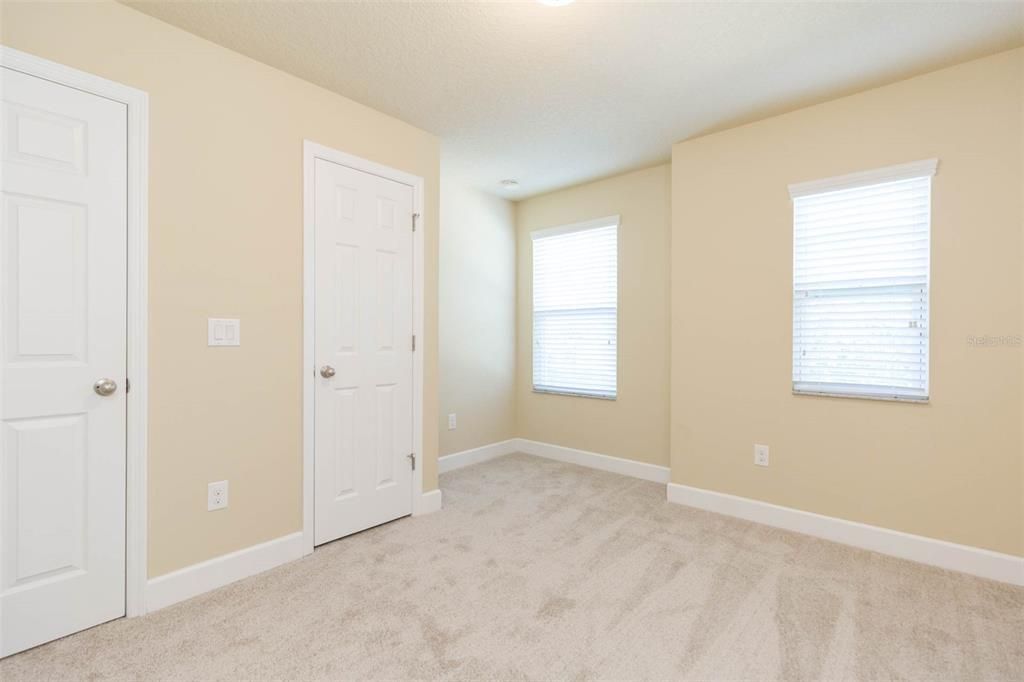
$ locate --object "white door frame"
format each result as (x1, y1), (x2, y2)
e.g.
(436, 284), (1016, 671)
(0, 46), (149, 617)
(302, 140), (425, 555)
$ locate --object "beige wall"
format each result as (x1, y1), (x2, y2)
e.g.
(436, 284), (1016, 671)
(516, 164), (671, 467)
(671, 49), (1023, 556)
(4, 2), (1018, 578)
(2, 1), (441, 577)
(439, 179), (516, 455)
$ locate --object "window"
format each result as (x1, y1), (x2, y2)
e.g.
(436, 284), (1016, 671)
(532, 216), (618, 399)
(790, 160), (937, 401)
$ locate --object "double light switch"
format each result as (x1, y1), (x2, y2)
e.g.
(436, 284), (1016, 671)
(208, 318), (241, 346)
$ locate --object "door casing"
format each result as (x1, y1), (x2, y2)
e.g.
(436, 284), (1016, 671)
(0, 46), (149, 617)
(302, 140), (425, 556)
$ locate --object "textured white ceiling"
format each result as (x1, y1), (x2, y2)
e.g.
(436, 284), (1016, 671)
(126, 1), (1023, 198)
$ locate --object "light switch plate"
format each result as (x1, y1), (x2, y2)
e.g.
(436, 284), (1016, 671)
(448, 413), (457, 430)
(208, 318), (241, 346)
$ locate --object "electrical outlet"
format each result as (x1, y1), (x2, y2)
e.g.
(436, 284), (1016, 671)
(754, 444), (770, 467)
(208, 480), (229, 510)
(447, 413), (457, 430)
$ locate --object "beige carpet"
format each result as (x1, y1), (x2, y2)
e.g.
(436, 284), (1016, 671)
(3, 453), (1022, 680)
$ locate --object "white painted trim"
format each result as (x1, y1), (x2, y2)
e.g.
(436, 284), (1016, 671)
(530, 214), (620, 241)
(302, 141), (428, 555)
(515, 439), (670, 484)
(124, 67), (150, 622)
(414, 489), (443, 516)
(788, 158), (938, 198)
(667, 483), (1024, 586)
(302, 145), (315, 556)
(145, 533), (305, 613)
(439, 439), (518, 473)
(0, 46), (150, 616)
(437, 438), (669, 484)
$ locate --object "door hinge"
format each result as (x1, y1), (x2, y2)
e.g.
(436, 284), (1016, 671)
(412, 212), (420, 232)
(412, 334), (416, 352)
(407, 452), (416, 470)
(126, 378), (131, 393)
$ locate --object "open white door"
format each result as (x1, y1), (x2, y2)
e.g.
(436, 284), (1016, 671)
(313, 158), (414, 545)
(0, 67), (128, 657)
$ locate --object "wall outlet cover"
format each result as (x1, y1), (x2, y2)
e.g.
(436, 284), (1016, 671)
(448, 413), (457, 430)
(754, 444), (770, 467)
(208, 480), (229, 510)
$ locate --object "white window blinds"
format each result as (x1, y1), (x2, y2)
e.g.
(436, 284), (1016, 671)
(532, 218), (618, 399)
(790, 160), (936, 401)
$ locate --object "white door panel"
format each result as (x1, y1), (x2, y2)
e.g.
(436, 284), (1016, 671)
(314, 159), (413, 545)
(1, 67), (127, 657)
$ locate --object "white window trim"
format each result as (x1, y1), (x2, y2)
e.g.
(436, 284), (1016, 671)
(531, 215), (620, 400)
(793, 387), (930, 403)
(788, 158), (938, 198)
(530, 214), (621, 241)
(789, 159), (937, 404)
(532, 387), (618, 401)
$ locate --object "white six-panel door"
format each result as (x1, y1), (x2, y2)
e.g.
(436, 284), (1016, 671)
(0, 67), (128, 656)
(313, 158), (414, 545)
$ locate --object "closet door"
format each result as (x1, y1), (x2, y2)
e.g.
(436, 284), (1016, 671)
(1, 66), (128, 657)
(313, 157), (414, 545)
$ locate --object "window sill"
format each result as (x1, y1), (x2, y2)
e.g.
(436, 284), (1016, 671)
(793, 389), (929, 404)
(533, 388), (616, 401)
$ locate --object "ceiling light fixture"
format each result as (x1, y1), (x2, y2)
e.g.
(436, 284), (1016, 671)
(500, 179), (520, 189)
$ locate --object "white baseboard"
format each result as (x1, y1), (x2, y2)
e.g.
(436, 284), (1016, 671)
(147, 489), (442, 614)
(145, 531), (305, 613)
(439, 439), (518, 473)
(414, 488), (443, 516)
(667, 483), (1024, 586)
(439, 437), (669, 483)
(516, 438), (670, 484)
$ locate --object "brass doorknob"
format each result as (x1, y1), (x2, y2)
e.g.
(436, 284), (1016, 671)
(94, 378), (118, 396)
(320, 365), (336, 379)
